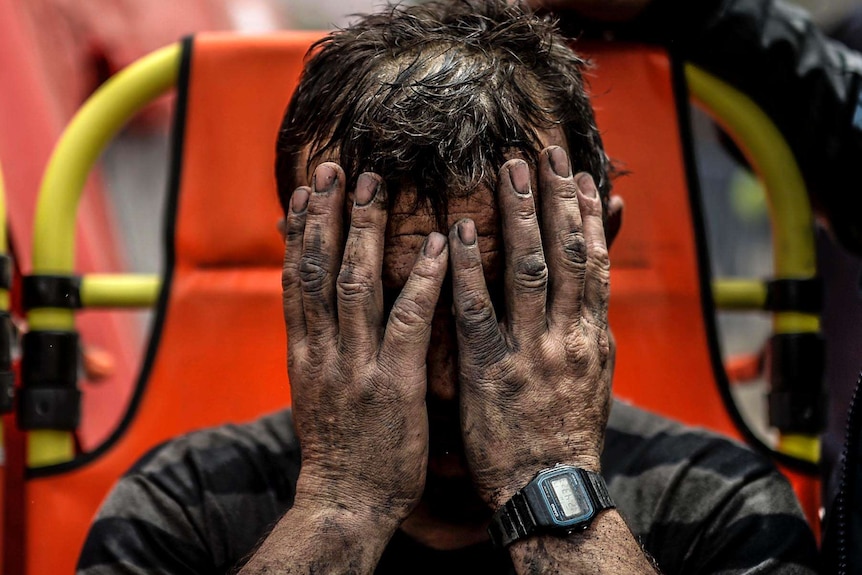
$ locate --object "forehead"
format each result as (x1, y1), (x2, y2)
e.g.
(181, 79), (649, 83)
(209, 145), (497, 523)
(298, 128), (568, 289)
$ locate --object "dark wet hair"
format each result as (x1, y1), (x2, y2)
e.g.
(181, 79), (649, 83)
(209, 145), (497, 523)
(275, 0), (610, 217)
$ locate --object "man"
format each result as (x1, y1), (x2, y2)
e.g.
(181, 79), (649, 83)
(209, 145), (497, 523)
(77, 1), (818, 573)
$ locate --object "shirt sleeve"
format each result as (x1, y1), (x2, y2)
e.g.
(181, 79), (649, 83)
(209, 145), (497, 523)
(603, 404), (819, 574)
(76, 411), (300, 574)
(76, 443), (217, 574)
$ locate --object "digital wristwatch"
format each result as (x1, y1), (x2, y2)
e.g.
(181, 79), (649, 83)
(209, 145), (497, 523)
(488, 464), (615, 548)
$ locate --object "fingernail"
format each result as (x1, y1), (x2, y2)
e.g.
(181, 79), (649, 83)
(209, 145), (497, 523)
(312, 163), (337, 194)
(458, 220), (477, 246)
(291, 187), (310, 213)
(548, 146), (571, 177)
(577, 173), (598, 198)
(425, 232), (446, 257)
(355, 173), (379, 206)
(509, 160), (531, 196)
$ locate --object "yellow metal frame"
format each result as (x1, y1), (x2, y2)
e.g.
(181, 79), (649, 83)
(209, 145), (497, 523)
(687, 65), (820, 464)
(27, 44), (179, 467)
(80, 274), (161, 308)
(712, 279), (767, 310)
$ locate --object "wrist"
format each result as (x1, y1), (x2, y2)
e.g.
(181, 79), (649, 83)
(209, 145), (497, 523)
(294, 470), (411, 535)
(489, 453), (602, 509)
(241, 501), (395, 574)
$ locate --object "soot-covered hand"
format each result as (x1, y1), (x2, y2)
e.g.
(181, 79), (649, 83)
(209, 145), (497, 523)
(450, 147), (614, 508)
(281, 162), (448, 529)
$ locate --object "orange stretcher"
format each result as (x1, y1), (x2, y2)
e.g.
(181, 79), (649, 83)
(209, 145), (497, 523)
(5, 33), (822, 573)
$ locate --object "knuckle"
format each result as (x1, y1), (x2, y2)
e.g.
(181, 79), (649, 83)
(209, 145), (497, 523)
(459, 292), (495, 324)
(410, 259), (443, 283)
(513, 252), (548, 289)
(596, 330), (611, 363)
(513, 202), (537, 222)
(285, 218), (305, 243)
(554, 180), (580, 199)
(559, 230), (588, 270)
(588, 245), (611, 275)
(564, 332), (590, 360)
(388, 296), (431, 334)
(337, 268), (374, 302)
(299, 254), (330, 294)
(347, 209), (380, 231)
(306, 195), (335, 218)
(587, 247), (611, 284)
(454, 249), (485, 275)
(281, 265), (301, 293)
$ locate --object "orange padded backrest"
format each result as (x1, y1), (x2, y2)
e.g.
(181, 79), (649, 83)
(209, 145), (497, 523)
(20, 34), (815, 574)
(591, 46), (739, 435)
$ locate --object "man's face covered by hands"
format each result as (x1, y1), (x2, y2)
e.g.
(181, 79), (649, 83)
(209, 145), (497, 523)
(285, 134), (621, 529)
(277, 0), (619, 546)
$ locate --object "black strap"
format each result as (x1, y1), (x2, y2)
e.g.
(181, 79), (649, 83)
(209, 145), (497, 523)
(18, 330), (81, 430)
(0, 311), (16, 414)
(22, 275), (83, 310)
(764, 278), (822, 313)
(0, 254), (12, 290)
(488, 489), (537, 548)
(488, 469), (614, 548)
(583, 469), (615, 510)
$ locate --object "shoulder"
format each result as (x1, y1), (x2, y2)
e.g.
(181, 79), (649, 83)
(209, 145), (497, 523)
(603, 400), (818, 574)
(78, 409), (300, 574)
(604, 399), (789, 486)
(127, 408), (299, 487)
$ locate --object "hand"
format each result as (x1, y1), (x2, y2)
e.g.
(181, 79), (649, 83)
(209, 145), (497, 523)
(450, 147), (613, 508)
(281, 162), (449, 528)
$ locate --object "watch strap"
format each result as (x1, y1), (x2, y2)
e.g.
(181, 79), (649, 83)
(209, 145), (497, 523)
(583, 469), (615, 511)
(488, 490), (536, 548)
(488, 468), (615, 548)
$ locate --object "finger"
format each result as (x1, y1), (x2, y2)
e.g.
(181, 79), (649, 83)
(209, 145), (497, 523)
(449, 219), (507, 368)
(380, 233), (449, 371)
(575, 172), (611, 330)
(539, 146), (588, 329)
(337, 173), (387, 354)
(498, 159), (548, 343)
(282, 186), (311, 345)
(300, 162), (345, 340)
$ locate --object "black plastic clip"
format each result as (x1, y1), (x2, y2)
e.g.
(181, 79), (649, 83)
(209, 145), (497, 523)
(0, 311), (16, 414)
(764, 278), (822, 313)
(22, 275), (82, 310)
(18, 330), (80, 430)
(767, 332), (827, 434)
(0, 254), (13, 291)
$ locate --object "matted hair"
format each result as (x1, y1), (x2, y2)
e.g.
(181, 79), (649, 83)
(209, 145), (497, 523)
(275, 0), (610, 217)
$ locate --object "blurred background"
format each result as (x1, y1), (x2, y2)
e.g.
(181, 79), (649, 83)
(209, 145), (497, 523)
(0, 0), (860, 460)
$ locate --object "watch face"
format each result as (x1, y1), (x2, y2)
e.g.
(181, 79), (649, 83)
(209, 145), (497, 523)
(538, 470), (595, 526)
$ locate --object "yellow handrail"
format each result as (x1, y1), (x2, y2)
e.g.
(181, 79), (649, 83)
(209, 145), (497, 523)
(27, 43), (181, 467)
(687, 65), (820, 464)
(81, 274), (161, 308)
(712, 279), (767, 310)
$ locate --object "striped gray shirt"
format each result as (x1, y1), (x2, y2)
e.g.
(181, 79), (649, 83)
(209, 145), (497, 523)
(77, 400), (818, 574)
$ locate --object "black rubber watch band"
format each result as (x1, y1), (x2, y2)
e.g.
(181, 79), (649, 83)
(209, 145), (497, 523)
(488, 490), (536, 548)
(584, 469), (615, 510)
(488, 468), (614, 548)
